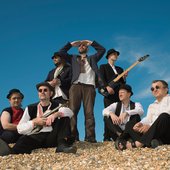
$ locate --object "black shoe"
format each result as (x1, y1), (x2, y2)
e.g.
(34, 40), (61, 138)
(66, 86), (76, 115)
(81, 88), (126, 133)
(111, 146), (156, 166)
(103, 138), (112, 141)
(56, 144), (77, 154)
(0, 138), (12, 156)
(84, 138), (97, 143)
(151, 139), (163, 148)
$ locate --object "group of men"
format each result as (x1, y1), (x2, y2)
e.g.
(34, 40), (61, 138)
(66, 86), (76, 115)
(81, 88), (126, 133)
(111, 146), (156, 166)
(0, 39), (170, 156)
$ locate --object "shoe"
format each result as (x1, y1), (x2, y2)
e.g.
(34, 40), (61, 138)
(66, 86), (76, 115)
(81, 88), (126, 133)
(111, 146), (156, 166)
(0, 138), (12, 156)
(151, 139), (163, 148)
(56, 144), (77, 154)
(84, 138), (97, 143)
(103, 138), (112, 142)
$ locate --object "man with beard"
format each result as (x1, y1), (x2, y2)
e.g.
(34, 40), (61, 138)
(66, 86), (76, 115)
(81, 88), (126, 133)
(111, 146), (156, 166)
(59, 40), (106, 143)
(45, 52), (72, 104)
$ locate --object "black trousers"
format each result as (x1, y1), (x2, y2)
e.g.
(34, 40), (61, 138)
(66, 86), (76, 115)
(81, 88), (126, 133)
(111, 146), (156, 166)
(126, 113), (170, 147)
(103, 95), (120, 140)
(104, 114), (141, 141)
(0, 130), (21, 144)
(11, 117), (71, 154)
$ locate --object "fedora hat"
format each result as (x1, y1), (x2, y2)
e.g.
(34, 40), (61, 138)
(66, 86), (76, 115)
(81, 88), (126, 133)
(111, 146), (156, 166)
(106, 49), (120, 59)
(119, 84), (133, 96)
(36, 82), (55, 93)
(6, 89), (24, 99)
(51, 52), (64, 59)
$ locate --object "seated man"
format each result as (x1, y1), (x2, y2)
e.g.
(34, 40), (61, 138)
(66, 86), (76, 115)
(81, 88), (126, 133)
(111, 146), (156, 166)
(0, 89), (24, 143)
(0, 82), (76, 156)
(115, 80), (170, 150)
(103, 84), (144, 141)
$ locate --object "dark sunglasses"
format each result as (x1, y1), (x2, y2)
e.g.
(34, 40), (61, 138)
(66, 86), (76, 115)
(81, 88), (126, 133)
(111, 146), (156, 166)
(38, 88), (48, 93)
(151, 86), (160, 91)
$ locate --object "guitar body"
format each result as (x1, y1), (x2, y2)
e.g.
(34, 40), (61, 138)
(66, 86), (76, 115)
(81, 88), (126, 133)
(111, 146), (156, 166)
(98, 54), (149, 97)
(98, 81), (121, 97)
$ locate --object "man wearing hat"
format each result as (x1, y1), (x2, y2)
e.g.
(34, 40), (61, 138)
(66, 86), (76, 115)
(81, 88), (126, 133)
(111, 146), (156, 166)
(102, 84), (144, 141)
(59, 40), (105, 143)
(115, 80), (170, 150)
(0, 82), (76, 156)
(100, 48), (127, 141)
(45, 52), (72, 104)
(0, 89), (24, 143)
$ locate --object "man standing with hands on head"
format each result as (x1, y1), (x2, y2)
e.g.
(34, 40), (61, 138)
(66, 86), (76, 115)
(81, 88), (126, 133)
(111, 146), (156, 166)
(59, 39), (105, 143)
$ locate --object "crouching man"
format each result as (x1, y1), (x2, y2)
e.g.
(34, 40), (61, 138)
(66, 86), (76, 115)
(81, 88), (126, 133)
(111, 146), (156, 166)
(0, 82), (76, 156)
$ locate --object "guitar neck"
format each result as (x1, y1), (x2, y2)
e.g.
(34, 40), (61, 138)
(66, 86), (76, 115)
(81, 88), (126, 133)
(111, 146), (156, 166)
(113, 60), (140, 82)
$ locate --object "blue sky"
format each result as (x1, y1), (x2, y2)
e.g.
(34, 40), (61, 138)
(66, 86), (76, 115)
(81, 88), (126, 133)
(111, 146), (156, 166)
(0, 0), (170, 141)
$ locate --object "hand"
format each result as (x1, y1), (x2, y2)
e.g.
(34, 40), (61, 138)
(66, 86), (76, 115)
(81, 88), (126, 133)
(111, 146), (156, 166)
(133, 122), (143, 131)
(81, 40), (92, 46)
(123, 71), (128, 80)
(119, 112), (128, 124)
(110, 113), (120, 125)
(71, 41), (81, 47)
(106, 86), (114, 95)
(33, 117), (47, 126)
(48, 79), (60, 87)
(46, 114), (56, 126)
(138, 124), (150, 134)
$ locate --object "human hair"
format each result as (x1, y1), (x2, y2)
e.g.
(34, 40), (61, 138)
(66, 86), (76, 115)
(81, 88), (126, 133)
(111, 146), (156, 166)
(152, 80), (169, 93)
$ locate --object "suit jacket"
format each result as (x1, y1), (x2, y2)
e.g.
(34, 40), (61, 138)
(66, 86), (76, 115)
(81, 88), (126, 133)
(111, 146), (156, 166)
(100, 63), (126, 101)
(45, 64), (72, 98)
(59, 41), (106, 85)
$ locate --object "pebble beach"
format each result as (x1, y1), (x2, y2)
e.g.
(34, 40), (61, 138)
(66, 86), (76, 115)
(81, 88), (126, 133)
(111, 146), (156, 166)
(0, 141), (170, 170)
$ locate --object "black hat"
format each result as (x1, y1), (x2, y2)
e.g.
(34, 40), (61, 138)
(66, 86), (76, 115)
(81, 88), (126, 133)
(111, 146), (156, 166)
(36, 82), (55, 93)
(119, 84), (133, 96)
(51, 52), (64, 59)
(106, 49), (120, 59)
(7, 89), (24, 99)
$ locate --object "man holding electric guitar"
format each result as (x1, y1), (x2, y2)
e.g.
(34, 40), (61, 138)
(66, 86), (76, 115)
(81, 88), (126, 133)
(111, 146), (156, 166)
(100, 49), (149, 141)
(100, 48), (127, 141)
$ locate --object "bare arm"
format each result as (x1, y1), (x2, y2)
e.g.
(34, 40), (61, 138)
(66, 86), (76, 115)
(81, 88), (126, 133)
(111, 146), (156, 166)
(1, 111), (17, 130)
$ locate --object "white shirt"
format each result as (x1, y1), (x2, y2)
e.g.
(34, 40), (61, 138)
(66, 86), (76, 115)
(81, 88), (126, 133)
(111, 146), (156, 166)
(103, 102), (144, 130)
(141, 94), (170, 126)
(74, 58), (95, 86)
(109, 64), (118, 74)
(53, 67), (68, 100)
(17, 105), (73, 135)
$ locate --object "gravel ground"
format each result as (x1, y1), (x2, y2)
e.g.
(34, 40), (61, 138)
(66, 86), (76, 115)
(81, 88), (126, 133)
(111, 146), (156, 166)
(0, 141), (170, 170)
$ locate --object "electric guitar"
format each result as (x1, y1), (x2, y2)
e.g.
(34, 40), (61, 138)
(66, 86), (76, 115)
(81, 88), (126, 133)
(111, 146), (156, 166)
(98, 54), (149, 97)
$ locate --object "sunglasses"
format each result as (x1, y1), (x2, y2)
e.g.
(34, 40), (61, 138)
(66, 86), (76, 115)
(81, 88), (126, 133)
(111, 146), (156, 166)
(38, 88), (48, 93)
(11, 97), (22, 100)
(150, 86), (160, 91)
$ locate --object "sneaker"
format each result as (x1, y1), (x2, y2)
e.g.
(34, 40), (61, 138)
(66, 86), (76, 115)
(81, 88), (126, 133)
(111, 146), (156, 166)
(151, 139), (163, 148)
(0, 138), (12, 156)
(56, 144), (77, 154)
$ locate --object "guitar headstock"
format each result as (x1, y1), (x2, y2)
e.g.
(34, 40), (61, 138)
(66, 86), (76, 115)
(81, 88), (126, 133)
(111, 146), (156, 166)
(138, 54), (149, 62)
